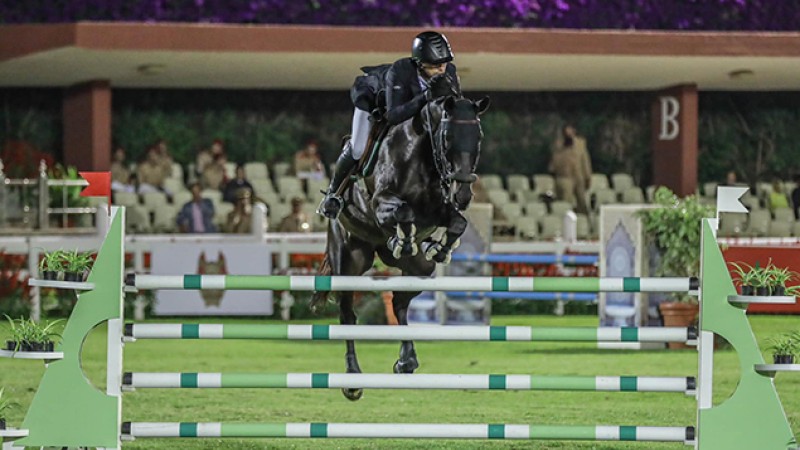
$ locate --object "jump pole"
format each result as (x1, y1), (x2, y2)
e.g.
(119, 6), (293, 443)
(128, 273), (697, 293)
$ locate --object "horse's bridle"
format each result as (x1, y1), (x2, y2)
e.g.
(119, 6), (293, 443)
(425, 99), (482, 207)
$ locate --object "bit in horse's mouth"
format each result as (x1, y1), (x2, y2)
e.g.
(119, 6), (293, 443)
(448, 173), (478, 183)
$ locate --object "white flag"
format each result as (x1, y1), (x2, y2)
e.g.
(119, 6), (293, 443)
(716, 186), (749, 214)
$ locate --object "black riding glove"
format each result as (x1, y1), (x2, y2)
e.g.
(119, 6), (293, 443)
(369, 108), (384, 122)
(425, 74), (453, 100)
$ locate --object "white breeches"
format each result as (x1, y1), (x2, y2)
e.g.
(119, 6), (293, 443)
(350, 108), (372, 159)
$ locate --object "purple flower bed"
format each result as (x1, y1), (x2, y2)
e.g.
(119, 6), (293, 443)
(1, 0), (798, 31)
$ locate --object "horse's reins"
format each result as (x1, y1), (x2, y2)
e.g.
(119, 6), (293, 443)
(424, 101), (453, 206)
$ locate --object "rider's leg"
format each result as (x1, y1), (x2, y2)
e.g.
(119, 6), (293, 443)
(318, 108), (371, 219)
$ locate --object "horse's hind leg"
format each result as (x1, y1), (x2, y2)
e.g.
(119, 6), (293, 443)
(328, 221), (375, 401)
(339, 290), (364, 400)
(377, 249), (436, 374)
(390, 290), (421, 374)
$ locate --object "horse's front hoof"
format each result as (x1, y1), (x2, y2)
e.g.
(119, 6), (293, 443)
(422, 241), (442, 261)
(432, 249), (451, 264)
(388, 236), (418, 258)
(393, 358), (419, 374)
(342, 388), (363, 401)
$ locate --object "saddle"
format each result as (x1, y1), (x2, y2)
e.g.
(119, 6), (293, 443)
(358, 118), (390, 178)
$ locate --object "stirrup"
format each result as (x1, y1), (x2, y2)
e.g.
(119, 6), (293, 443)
(317, 193), (344, 219)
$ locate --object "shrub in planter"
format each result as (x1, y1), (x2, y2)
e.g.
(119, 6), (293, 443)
(0, 387), (19, 430)
(38, 249), (65, 280)
(638, 187), (713, 348)
(4, 315), (63, 352)
(0, 252), (32, 318)
(766, 332), (799, 364)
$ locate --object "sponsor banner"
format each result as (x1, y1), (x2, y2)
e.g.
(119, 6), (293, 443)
(151, 243), (272, 316)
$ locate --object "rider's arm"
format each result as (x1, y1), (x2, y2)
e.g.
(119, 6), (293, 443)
(385, 64), (428, 125)
(446, 63), (461, 96)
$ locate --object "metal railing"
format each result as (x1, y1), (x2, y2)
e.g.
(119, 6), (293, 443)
(0, 159), (97, 233)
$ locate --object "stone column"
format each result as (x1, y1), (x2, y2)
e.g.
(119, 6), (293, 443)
(63, 80), (111, 170)
(651, 84), (698, 197)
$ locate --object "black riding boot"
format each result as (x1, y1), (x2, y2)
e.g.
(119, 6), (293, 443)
(318, 143), (358, 219)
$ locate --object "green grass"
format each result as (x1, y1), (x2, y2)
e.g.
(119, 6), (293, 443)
(1, 315), (798, 449)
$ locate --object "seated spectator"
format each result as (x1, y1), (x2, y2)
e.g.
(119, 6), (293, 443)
(471, 178), (507, 222)
(223, 164), (254, 203)
(201, 153), (227, 191)
(724, 170), (739, 185)
(293, 139), (325, 180)
(277, 197), (312, 232)
(137, 146), (167, 194)
(768, 179), (789, 212)
(224, 188), (254, 233)
(792, 175), (800, 219)
(154, 138), (174, 181)
(196, 139), (225, 178)
(176, 182), (216, 233)
(110, 146), (132, 192)
(471, 178), (490, 204)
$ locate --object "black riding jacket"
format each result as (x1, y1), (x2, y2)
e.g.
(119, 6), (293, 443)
(384, 58), (460, 125)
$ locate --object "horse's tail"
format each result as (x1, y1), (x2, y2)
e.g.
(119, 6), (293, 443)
(310, 252), (333, 314)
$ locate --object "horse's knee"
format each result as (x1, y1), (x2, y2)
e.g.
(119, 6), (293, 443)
(394, 203), (414, 223)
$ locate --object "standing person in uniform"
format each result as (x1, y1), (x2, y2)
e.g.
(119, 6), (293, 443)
(549, 124), (592, 215)
(318, 31), (461, 219)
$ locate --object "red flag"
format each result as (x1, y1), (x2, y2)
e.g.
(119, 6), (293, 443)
(79, 171), (111, 215)
(79, 171), (111, 197)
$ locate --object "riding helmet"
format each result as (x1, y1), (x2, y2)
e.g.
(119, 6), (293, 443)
(411, 31), (454, 65)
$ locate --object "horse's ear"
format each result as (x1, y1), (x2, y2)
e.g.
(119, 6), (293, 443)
(443, 96), (456, 112)
(475, 96), (491, 115)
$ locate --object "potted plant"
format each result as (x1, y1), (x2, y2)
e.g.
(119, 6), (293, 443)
(765, 264), (797, 297)
(61, 249), (94, 282)
(638, 187), (714, 348)
(38, 249), (65, 281)
(4, 315), (63, 353)
(751, 262), (774, 296)
(0, 387), (18, 430)
(766, 332), (799, 364)
(729, 261), (758, 296)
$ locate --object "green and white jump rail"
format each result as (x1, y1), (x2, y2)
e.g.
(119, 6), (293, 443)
(122, 372), (696, 393)
(124, 323), (697, 343)
(122, 422), (694, 443)
(126, 274), (699, 293)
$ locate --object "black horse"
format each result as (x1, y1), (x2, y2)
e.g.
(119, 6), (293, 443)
(312, 95), (490, 400)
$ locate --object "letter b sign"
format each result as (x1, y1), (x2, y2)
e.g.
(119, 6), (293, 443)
(658, 96), (680, 140)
